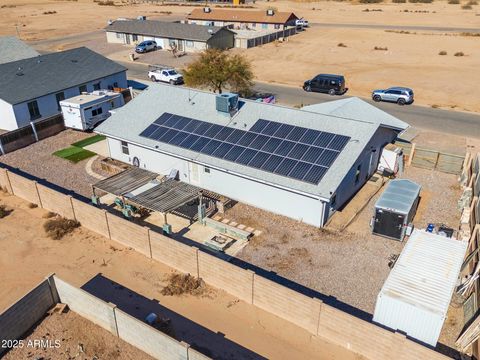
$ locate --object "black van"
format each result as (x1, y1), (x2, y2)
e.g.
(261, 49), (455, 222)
(303, 74), (347, 95)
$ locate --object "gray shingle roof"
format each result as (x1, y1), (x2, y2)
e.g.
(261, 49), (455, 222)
(96, 84), (408, 199)
(0, 36), (40, 65)
(105, 20), (230, 42)
(0, 47), (127, 105)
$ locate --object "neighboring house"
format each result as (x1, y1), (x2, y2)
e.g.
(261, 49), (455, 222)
(96, 84), (409, 228)
(0, 47), (127, 131)
(187, 8), (298, 30)
(105, 20), (235, 52)
(0, 36), (40, 65)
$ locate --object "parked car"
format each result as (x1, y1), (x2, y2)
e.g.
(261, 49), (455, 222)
(303, 74), (347, 95)
(372, 87), (414, 105)
(135, 40), (157, 53)
(148, 67), (184, 85)
(295, 18), (309, 28)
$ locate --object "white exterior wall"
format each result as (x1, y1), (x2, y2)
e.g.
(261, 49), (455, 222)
(0, 99), (17, 131)
(6, 72), (127, 130)
(106, 31), (124, 44)
(106, 137), (325, 226)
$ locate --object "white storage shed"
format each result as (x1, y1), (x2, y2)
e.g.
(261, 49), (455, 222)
(373, 229), (467, 346)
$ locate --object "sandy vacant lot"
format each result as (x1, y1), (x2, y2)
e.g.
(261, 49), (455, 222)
(0, 192), (358, 360)
(3, 310), (155, 360)
(243, 27), (479, 112)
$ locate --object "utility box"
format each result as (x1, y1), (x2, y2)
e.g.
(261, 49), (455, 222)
(372, 179), (421, 241)
(60, 90), (124, 131)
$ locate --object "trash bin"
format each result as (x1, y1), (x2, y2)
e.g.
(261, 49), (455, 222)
(129, 53), (135, 62)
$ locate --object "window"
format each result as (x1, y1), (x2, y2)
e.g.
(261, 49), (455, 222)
(92, 107), (103, 116)
(251, 23), (256, 28)
(55, 92), (65, 111)
(132, 34), (138, 42)
(274, 24), (280, 29)
(79, 84), (87, 93)
(355, 165), (361, 184)
(116, 33), (122, 39)
(204, 167), (210, 174)
(27, 100), (41, 120)
(93, 82), (101, 91)
(113, 82), (118, 88)
(121, 141), (129, 155)
(262, 23), (268, 29)
(186, 41), (194, 48)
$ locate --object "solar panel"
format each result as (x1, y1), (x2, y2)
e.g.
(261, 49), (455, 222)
(140, 113), (350, 185)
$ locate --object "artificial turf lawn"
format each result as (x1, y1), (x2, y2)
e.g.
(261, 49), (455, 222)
(53, 146), (96, 163)
(71, 134), (106, 148)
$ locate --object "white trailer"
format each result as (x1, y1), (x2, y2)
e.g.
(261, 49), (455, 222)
(60, 90), (124, 131)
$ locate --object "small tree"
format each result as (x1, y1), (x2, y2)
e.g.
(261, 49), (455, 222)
(183, 49), (254, 96)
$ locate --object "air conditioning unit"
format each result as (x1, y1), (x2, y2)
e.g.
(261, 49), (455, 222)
(216, 93), (239, 114)
(267, 9), (275, 16)
(204, 6), (211, 13)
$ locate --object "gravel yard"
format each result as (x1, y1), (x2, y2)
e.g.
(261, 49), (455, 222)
(234, 165), (463, 316)
(3, 310), (154, 360)
(1, 130), (99, 198)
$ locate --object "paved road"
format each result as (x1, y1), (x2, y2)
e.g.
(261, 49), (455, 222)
(124, 61), (480, 139)
(310, 22), (480, 33)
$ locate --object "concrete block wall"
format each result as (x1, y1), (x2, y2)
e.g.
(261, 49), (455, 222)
(198, 251), (254, 304)
(114, 308), (189, 360)
(252, 274), (321, 335)
(0, 168), (450, 360)
(7, 172), (41, 205)
(150, 232), (199, 276)
(71, 198), (110, 239)
(36, 184), (75, 219)
(106, 213), (151, 257)
(53, 276), (118, 334)
(0, 279), (55, 356)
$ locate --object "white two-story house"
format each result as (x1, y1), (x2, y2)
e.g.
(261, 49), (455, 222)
(0, 47), (127, 131)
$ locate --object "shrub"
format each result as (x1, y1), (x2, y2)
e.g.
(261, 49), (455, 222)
(448, 0), (460, 3)
(462, 4), (473, 8)
(467, 0), (478, 4)
(438, 50), (447, 55)
(161, 273), (206, 296)
(0, 205), (12, 219)
(28, 202), (38, 208)
(374, 46), (388, 50)
(337, 42), (347, 47)
(392, 0), (407, 3)
(43, 211), (57, 219)
(359, 0), (383, 3)
(97, 0), (115, 5)
(408, 0), (433, 3)
(44, 217), (80, 240)
(454, 51), (465, 56)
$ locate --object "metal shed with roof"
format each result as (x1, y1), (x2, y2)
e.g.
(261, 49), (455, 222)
(372, 179), (421, 240)
(373, 229), (467, 346)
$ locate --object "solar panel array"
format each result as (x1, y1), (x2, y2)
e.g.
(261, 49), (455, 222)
(139, 113), (350, 185)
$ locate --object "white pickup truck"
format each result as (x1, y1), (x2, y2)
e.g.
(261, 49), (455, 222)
(148, 67), (184, 85)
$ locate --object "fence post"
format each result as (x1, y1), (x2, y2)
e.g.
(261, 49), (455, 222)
(33, 181), (43, 208)
(145, 227), (152, 259)
(110, 303), (120, 337)
(68, 195), (76, 221)
(104, 210), (112, 240)
(30, 121), (39, 142)
(407, 143), (416, 167)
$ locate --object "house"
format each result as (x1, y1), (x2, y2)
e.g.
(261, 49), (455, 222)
(0, 36), (40, 65)
(0, 47), (127, 131)
(187, 8), (298, 30)
(96, 84), (409, 227)
(105, 20), (235, 52)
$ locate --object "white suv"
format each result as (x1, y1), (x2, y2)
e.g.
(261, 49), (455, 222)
(372, 87), (414, 105)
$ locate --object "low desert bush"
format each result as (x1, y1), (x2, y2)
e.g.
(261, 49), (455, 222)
(161, 273), (206, 296)
(43, 10), (57, 14)
(28, 202), (38, 208)
(337, 42), (347, 47)
(359, 0), (383, 3)
(438, 50), (447, 55)
(374, 46), (388, 50)
(0, 205), (12, 219)
(454, 51), (465, 56)
(467, 0), (478, 4)
(42, 211), (57, 219)
(392, 0), (407, 3)
(43, 217), (80, 240)
(448, 0), (460, 3)
(97, 0), (115, 5)
(408, 0), (433, 3)
(461, 4), (473, 8)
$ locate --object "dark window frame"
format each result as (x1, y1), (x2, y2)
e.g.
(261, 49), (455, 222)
(55, 92), (65, 111)
(121, 141), (129, 155)
(27, 100), (41, 120)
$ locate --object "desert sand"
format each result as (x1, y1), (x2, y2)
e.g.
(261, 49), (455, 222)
(0, 192), (359, 360)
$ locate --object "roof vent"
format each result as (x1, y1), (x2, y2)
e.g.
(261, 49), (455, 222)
(204, 6), (211, 13)
(216, 93), (239, 115)
(71, 59), (78, 63)
(207, 28), (213, 33)
(137, 15), (146, 21)
(267, 9), (275, 16)
(16, 67), (24, 76)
